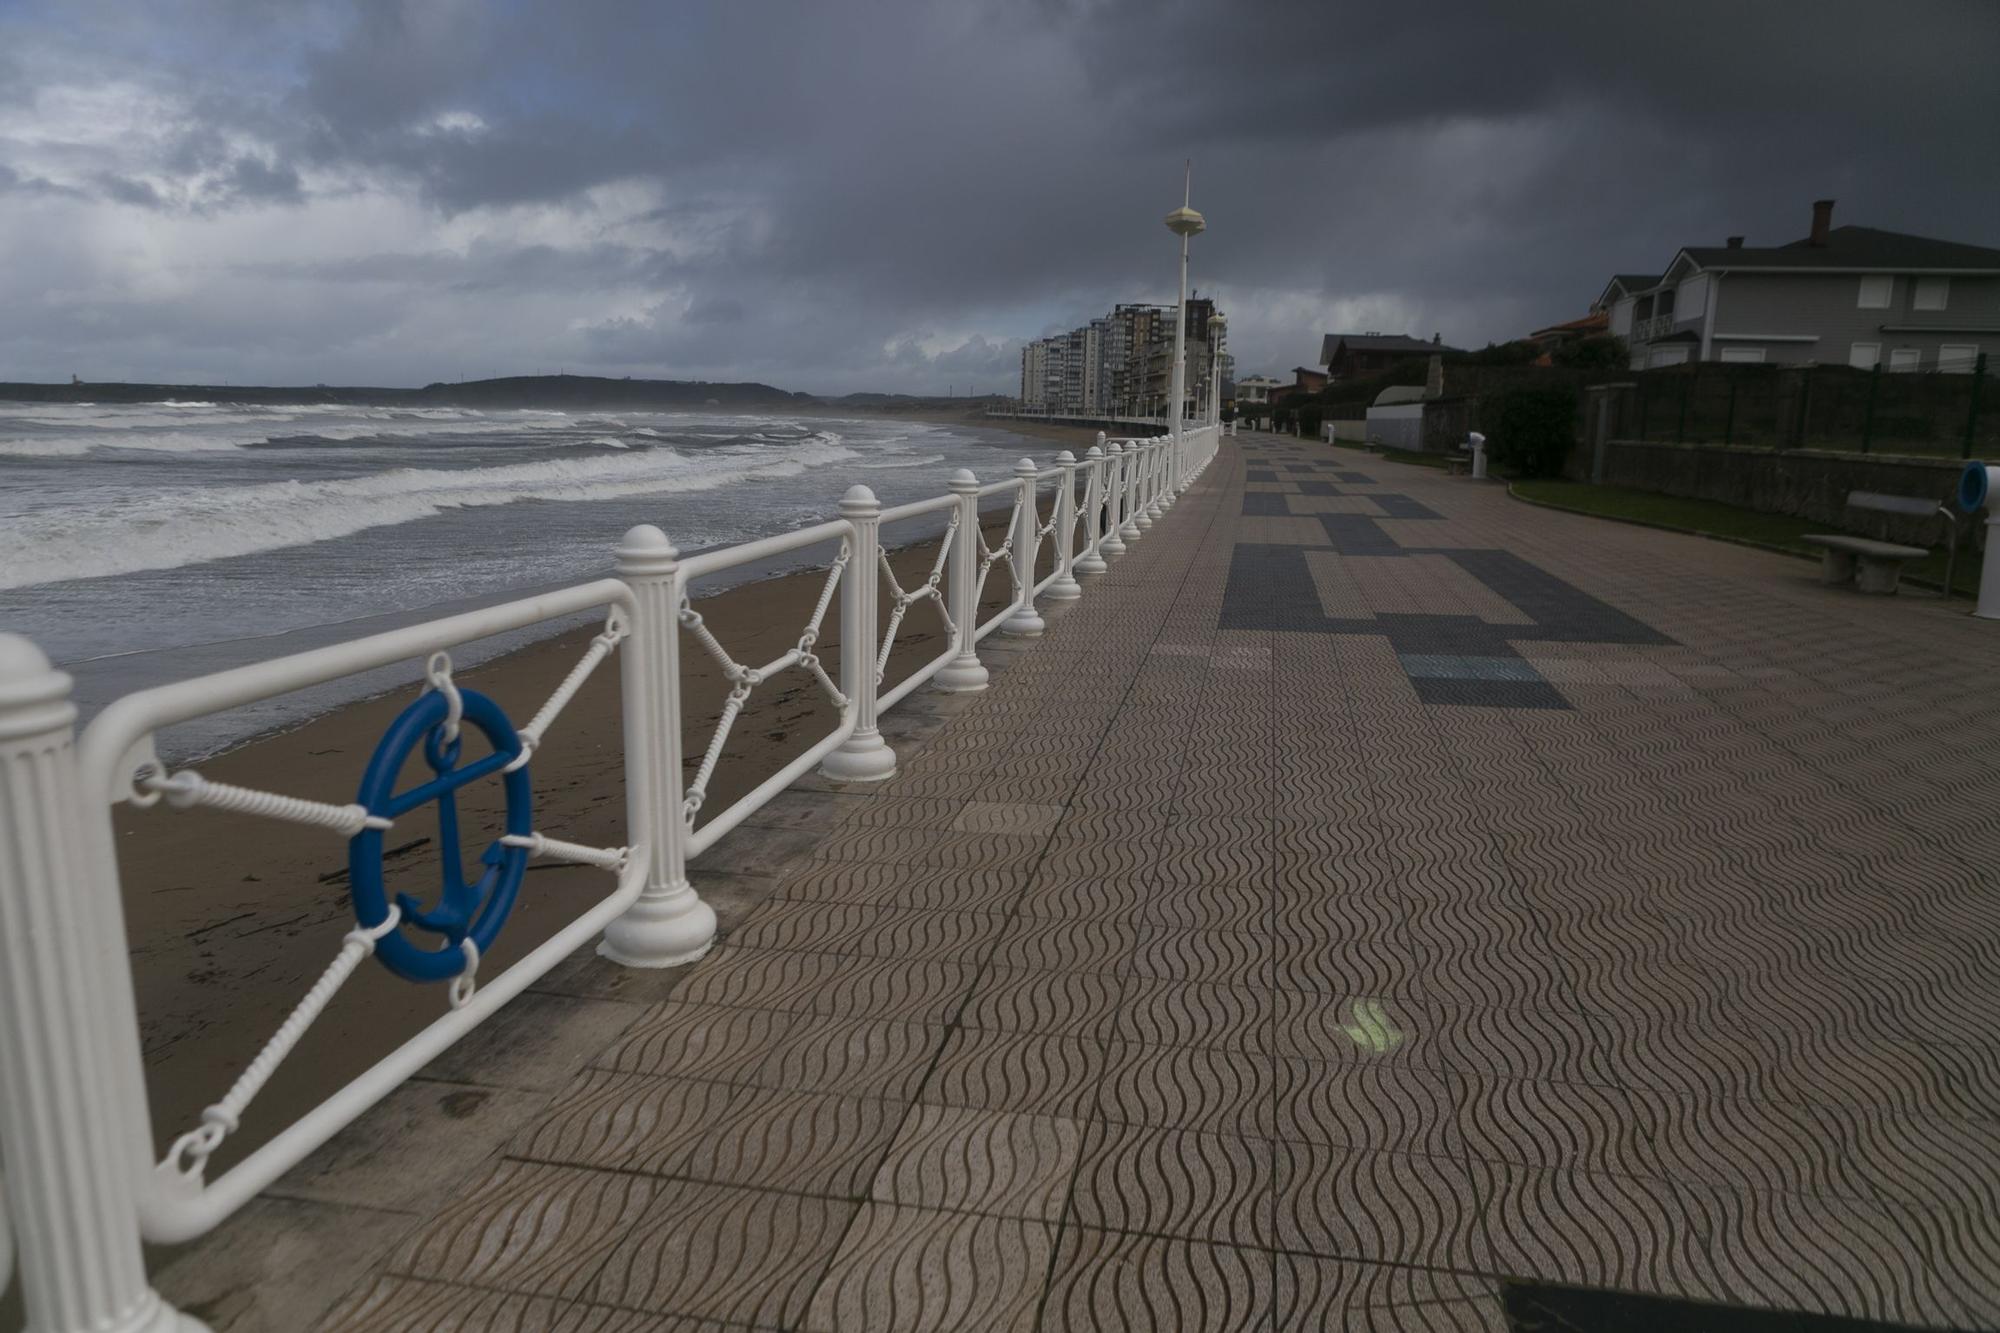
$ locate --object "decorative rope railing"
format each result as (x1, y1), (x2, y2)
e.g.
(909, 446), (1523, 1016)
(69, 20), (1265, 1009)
(0, 423), (1225, 1332)
(678, 541), (850, 825)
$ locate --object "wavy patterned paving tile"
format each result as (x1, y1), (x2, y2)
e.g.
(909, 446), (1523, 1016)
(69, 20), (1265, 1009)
(1273, 1253), (1504, 1332)
(1113, 976), (1275, 1054)
(584, 1180), (857, 1326)
(1274, 1059), (1465, 1158)
(987, 917), (1140, 973)
(387, 1160), (657, 1301)
(1449, 1071), (1667, 1179)
(676, 1088), (906, 1198)
(671, 947), (974, 1024)
(312, 1275), (575, 1332)
(1067, 1120), (1273, 1247)
(1040, 1226), (1272, 1332)
(1470, 1155), (1724, 1305)
(1273, 1140), (1489, 1272)
(507, 1069), (741, 1176)
(866, 1104), (1081, 1220)
(956, 966), (1120, 1041)
(1677, 1177), (1966, 1329)
(728, 901), (1004, 964)
(593, 1001), (798, 1082)
(803, 1203), (1052, 1332)
(1099, 1041), (1278, 1139)
(1125, 926), (1273, 988)
(919, 1028), (1108, 1119)
(1010, 872), (1152, 922)
(774, 860), (1032, 912)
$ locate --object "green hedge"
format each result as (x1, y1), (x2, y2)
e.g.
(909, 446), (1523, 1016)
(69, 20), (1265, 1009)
(1482, 385), (1577, 478)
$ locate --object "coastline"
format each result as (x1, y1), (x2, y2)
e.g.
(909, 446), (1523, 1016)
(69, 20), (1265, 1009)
(115, 510), (1038, 1175)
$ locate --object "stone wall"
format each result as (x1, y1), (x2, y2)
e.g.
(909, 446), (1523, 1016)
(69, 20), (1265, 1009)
(1577, 438), (1970, 546)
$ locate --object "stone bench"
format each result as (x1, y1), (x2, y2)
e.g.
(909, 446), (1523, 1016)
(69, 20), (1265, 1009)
(1801, 534), (1928, 593)
(1803, 490), (1943, 594)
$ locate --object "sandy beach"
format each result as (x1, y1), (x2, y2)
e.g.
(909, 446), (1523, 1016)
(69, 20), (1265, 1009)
(115, 506), (1052, 1173)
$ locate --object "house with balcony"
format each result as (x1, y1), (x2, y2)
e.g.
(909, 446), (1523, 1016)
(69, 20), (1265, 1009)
(1597, 200), (2000, 372)
(1319, 332), (1462, 380)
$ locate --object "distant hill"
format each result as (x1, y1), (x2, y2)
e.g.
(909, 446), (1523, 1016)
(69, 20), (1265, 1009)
(0, 374), (809, 410)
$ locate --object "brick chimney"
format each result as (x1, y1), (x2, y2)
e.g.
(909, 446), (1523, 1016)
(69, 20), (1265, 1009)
(1810, 199), (1835, 247)
(1726, 236), (1744, 249)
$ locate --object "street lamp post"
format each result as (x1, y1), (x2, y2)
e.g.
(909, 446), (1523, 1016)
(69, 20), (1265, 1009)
(1164, 164), (1205, 480)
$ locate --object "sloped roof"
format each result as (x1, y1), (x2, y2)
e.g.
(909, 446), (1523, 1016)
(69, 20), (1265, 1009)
(1681, 226), (2000, 272)
(1531, 311), (1610, 339)
(1372, 385), (1429, 406)
(1320, 333), (1456, 363)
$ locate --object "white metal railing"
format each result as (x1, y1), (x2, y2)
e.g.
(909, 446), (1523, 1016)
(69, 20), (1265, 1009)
(1633, 313), (1674, 342)
(0, 422), (1222, 1332)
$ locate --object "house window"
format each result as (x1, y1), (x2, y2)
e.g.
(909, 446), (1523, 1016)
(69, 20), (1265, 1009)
(1939, 344), (1980, 373)
(1719, 346), (1765, 363)
(1678, 275), (1708, 323)
(1857, 275), (1892, 309)
(1888, 347), (1921, 373)
(1914, 277), (1950, 311)
(1849, 343), (1881, 369)
(1610, 298), (1634, 337)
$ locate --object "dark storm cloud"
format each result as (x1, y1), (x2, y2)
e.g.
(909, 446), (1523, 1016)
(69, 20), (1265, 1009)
(2, 0), (1997, 389)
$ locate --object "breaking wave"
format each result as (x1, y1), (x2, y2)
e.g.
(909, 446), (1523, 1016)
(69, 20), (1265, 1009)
(0, 434), (856, 590)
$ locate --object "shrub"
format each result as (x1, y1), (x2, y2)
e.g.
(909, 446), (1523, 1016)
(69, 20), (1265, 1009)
(1552, 334), (1628, 369)
(1296, 404), (1324, 437)
(1482, 385), (1578, 478)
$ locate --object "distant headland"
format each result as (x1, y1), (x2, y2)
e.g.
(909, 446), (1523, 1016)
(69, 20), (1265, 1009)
(0, 373), (1009, 414)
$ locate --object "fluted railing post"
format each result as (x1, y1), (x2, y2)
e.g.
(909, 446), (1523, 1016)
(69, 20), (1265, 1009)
(934, 469), (990, 692)
(1044, 451), (1083, 600)
(1074, 442), (1109, 575)
(1100, 443), (1128, 557)
(821, 486), (897, 779)
(0, 635), (206, 1333)
(1134, 440), (1156, 531)
(1146, 440), (1167, 519)
(601, 526), (717, 967)
(1119, 440), (1144, 542)
(999, 458), (1046, 636)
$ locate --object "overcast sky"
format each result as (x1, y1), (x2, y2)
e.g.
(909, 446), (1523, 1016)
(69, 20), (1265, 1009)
(2, 1), (1996, 394)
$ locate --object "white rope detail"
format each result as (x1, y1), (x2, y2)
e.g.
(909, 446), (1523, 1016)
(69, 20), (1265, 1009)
(448, 939), (480, 1009)
(874, 514), (956, 683)
(166, 905), (405, 1176)
(145, 769), (390, 837)
(423, 652), (464, 745)
(501, 831), (628, 872)
(679, 541), (851, 826)
(504, 609), (629, 772)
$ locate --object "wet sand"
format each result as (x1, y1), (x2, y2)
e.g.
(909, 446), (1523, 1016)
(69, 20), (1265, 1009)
(117, 510), (1041, 1173)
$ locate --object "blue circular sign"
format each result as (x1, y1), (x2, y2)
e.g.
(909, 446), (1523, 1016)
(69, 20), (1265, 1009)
(349, 688), (532, 983)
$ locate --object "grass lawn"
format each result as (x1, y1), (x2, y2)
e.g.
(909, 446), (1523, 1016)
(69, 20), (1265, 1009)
(1510, 478), (1981, 597)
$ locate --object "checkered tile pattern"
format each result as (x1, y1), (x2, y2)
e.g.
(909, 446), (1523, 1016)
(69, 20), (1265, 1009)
(301, 437), (2000, 1331)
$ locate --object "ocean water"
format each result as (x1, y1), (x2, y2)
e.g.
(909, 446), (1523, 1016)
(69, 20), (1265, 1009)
(0, 400), (1049, 755)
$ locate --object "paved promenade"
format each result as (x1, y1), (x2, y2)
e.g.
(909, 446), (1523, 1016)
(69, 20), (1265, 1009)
(182, 436), (2000, 1329)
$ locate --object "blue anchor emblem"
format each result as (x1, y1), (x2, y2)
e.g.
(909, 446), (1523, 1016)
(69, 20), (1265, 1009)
(348, 682), (532, 983)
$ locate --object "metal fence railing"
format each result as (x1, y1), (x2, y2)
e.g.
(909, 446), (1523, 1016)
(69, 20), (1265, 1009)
(0, 423), (1224, 1332)
(1626, 354), (1995, 458)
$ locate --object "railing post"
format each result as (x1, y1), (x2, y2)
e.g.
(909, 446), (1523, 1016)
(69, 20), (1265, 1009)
(1148, 440), (1168, 517)
(1119, 441), (1144, 543)
(1044, 451), (1083, 600)
(821, 486), (897, 779)
(0, 635), (206, 1333)
(602, 526), (717, 967)
(1000, 459), (1046, 636)
(934, 470), (990, 692)
(1100, 443), (1128, 557)
(1073, 443), (1109, 575)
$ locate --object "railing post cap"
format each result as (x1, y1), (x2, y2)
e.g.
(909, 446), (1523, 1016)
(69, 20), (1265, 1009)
(839, 483), (880, 514)
(1108, 440), (1123, 453)
(1013, 457), (1036, 475)
(948, 467), (978, 490)
(615, 523), (679, 574)
(1085, 444), (1103, 458)
(1096, 430), (1107, 444)
(0, 632), (75, 737)
(1055, 450), (1076, 464)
